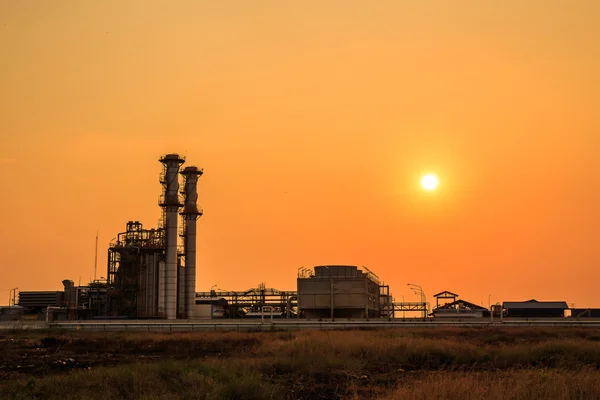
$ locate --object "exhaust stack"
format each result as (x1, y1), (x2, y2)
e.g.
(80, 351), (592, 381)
(159, 154), (185, 320)
(181, 166), (203, 318)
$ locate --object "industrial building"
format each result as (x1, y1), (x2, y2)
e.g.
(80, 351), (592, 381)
(503, 300), (569, 318)
(106, 155), (203, 319)
(430, 291), (489, 318)
(17, 291), (63, 313)
(15, 153), (203, 321)
(0, 306), (23, 321)
(570, 308), (600, 318)
(297, 265), (385, 319)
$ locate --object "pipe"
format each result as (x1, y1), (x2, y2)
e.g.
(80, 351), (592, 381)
(181, 166), (203, 319)
(158, 261), (166, 316)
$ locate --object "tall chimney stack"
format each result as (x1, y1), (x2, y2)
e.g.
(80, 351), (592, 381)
(181, 166), (203, 318)
(159, 154), (185, 320)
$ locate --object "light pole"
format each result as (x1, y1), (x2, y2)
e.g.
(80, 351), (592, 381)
(210, 285), (217, 295)
(9, 287), (18, 307)
(407, 284), (426, 318)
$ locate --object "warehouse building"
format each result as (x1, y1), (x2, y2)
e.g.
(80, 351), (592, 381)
(570, 308), (600, 318)
(503, 299), (568, 318)
(18, 291), (63, 313)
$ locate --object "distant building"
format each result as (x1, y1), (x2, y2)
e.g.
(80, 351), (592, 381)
(0, 306), (23, 321)
(194, 298), (228, 319)
(503, 299), (568, 318)
(18, 291), (63, 312)
(569, 308), (600, 318)
(431, 291), (489, 318)
(297, 265), (381, 319)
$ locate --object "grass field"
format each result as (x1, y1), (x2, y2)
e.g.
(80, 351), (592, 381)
(2, 327), (600, 399)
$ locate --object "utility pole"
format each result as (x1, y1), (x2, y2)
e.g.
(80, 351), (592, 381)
(9, 287), (18, 307)
(94, 231), (99, 281)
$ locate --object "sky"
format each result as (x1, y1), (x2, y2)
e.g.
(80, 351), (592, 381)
(1, 1), (598, 308)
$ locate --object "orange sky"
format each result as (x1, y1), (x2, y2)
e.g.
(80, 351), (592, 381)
(1, 1), (599, 308)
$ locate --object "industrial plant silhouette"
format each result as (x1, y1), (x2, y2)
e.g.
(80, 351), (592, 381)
(8, 153), (597, 324)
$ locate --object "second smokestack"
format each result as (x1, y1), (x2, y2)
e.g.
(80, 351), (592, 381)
(181, 166), (203, 318)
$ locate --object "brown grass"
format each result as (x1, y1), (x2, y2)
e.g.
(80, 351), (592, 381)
(1, 327), (600, 399)
(383, 370), (600, 400)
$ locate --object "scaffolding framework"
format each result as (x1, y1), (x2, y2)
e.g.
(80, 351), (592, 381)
(196, 284), (298, 318)
(107, 221), (166, 318)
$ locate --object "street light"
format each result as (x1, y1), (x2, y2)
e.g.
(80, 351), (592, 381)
(210, 285), (217, 296)
(407, 283), (426, 318)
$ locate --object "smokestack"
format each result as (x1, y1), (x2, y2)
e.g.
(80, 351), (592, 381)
(159, 154), (185, 320)
(181, 166), (203, 318)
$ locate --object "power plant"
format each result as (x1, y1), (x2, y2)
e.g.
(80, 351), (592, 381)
(7, 152), (593, 324)
(106, 154), (202, 320)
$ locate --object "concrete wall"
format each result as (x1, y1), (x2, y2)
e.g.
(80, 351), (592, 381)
(193, 304), (212, 319)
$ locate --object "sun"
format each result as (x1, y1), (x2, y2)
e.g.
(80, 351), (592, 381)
(421, 174), (439, 191)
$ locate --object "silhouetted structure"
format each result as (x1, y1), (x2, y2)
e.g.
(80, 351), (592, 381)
(433, 291), (458, 308)
(106, 154), (203, 319)
(297, 265), (382, 319)
(503, 299), (568, 318)
(432, 299), (489, 318)
(570, 308), (600, 318)
(195, 283), (297, 319)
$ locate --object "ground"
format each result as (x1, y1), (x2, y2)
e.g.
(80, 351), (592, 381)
(2, 327), (600, 399)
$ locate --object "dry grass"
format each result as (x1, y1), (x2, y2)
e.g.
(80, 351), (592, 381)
(383, 370), (600, 400)
(2, 328), (600, 399)
(3, 359), (283, 400)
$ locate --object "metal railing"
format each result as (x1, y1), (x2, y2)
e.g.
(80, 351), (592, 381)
(44, 318), (600, 332)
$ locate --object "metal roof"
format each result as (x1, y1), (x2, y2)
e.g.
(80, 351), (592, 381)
(503, 299), (569, 309)
(434, 299), (488, 311)
(433, 291), (459, 298)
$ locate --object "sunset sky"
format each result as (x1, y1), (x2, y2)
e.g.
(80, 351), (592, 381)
(1, 1), (598, 308)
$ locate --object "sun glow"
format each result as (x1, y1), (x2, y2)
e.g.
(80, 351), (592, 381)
(421, 174), (439, 191)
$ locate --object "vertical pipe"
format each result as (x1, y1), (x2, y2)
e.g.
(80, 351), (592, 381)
(181, 166), (203, 319)
(160, 154), (185, 320)
(178, 256), (185, 317)
(153, 253), (158, 316)
(330, 278), (334, 321)
(158, 261), (166, 316)
(364, 279), (368, 318)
